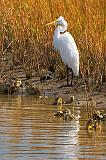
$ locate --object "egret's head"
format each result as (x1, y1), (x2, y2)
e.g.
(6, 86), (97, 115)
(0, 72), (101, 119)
(56, 16), (67, 28)
(46, 16), (67, 28)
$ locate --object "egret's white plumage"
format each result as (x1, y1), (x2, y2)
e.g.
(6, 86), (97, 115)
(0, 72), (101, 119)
(46, 16), (79, 85)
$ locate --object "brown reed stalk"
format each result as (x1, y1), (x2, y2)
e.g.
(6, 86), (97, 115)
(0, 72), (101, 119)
(0, 0), (105, 83)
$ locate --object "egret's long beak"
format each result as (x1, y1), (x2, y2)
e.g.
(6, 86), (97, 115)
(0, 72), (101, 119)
(45, 20), (56, 26)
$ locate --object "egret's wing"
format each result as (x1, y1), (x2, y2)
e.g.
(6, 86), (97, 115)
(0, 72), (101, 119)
(59, 32), (79, 76)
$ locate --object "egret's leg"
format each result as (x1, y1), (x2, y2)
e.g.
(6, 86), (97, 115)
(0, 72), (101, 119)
(66, 66), (69, 86)
(71, 69), (74, 86)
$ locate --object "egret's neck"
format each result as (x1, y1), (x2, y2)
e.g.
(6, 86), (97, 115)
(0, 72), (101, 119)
(53, 27), (60, 50)
(56, 24), (67, 33)
(53, 25), (67, 50)
(59, 24), (67, 33)
(54, 27), (60, 39)
(54, 25), (67, 38)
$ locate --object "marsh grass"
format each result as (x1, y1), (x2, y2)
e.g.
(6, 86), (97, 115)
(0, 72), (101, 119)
(0, 0), (105, 86)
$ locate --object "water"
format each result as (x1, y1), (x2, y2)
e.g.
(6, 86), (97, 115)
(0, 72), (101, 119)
(0, 95), (106, 160)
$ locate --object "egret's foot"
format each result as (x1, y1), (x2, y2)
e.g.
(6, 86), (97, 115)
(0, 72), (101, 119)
(58, 84), (72, 88)
(66, 84), (73, 87)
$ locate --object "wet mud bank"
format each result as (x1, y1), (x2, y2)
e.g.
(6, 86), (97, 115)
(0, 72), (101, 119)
(0, 75), (106, 109)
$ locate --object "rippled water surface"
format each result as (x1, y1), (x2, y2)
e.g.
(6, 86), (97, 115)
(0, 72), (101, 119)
(0, 95), (106, 160)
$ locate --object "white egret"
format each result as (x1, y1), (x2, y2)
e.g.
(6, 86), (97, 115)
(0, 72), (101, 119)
(46, 16), (79, 86)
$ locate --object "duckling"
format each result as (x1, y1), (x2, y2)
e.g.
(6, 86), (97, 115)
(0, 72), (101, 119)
(86, 118), (94, 130)
(70, 96), (75, 103)
(16, 79), (22, 87)
(62, 108), (75, 120)
(86, 118), (101, 130)
(54, 110), (63, 117)
(94, 121), (101, 130)
(54, 97), (63, 117)
(57, 97), (63, 111)
(65, 96), (75, 104)
(92, 110), (106, 121)
(54, 97), (76, 120)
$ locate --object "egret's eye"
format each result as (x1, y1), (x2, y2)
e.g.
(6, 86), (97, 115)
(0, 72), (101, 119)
(56, 21), (61, 25)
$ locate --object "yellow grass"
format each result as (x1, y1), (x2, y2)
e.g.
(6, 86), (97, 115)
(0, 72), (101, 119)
(0, 0), (105, 83)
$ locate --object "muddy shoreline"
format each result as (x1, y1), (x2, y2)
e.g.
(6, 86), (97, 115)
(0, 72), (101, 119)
(34, 77), (106, 108)
(1, 75), (105, 109)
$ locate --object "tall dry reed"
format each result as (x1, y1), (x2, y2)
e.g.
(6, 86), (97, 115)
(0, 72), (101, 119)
(0, 0), (105, 83)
